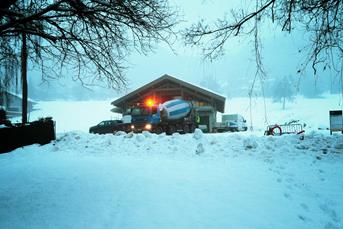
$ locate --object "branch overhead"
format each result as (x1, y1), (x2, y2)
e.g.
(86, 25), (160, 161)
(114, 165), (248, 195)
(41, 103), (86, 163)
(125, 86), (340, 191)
(0, 0), (178, 90)
(184, 0), (342, 75)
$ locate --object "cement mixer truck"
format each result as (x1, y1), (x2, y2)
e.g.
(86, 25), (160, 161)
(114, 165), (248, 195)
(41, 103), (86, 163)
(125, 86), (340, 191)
(126, 99), (198, 135)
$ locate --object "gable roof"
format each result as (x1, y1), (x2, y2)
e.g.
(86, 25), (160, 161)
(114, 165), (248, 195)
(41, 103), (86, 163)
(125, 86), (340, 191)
(111, 74), (226, 112)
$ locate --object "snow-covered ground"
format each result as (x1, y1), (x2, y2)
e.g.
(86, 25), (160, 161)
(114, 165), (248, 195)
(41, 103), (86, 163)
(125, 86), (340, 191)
(18, 99), (118, 133)
(223, 94), (343, 131)
(1, 95), (343, 228)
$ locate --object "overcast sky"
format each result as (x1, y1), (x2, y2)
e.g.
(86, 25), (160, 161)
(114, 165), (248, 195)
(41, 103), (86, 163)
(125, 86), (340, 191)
(123, 1), (306, 88)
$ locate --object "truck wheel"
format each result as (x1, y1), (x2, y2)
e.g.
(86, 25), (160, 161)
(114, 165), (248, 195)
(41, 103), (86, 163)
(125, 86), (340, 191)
(183, 124), (190, 134)
(155, 127), (163, 134)
(167, 125), (176, 135)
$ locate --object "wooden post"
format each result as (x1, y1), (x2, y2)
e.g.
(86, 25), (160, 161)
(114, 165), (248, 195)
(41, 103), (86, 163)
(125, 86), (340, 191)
(21, 32), (28, 124)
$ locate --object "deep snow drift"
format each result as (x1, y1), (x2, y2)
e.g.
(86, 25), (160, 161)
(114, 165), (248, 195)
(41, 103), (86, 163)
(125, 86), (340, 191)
(1, 96), (343, 228)
(0, 130), (342, 228)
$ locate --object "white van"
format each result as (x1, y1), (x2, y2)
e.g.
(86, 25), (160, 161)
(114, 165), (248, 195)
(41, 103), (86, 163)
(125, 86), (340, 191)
(214, 114), (248, 132)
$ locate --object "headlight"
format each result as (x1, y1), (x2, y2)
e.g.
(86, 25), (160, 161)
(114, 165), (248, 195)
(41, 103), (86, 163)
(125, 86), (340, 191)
(131, 125), (135, 129)
(145, 124), (152, 130)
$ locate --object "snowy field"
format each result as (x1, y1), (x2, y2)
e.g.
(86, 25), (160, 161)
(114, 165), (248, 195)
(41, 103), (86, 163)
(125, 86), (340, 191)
(1, 95), (343, 228)
(11, 94), (343, 133)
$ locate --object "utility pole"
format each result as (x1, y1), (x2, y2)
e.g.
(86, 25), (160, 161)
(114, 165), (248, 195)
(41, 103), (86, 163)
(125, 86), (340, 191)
(21, 32), (28, 124)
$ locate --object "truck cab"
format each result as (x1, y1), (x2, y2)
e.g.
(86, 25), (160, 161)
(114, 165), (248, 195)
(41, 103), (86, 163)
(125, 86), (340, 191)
(127, 105), (161, 132)
(223, 114), (248, 131)
(131, 106), (160, 123)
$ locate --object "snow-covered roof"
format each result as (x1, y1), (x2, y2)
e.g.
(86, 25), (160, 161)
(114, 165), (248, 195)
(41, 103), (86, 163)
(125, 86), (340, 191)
(111, 74), (226, 112)
(1, 90), (37, 103)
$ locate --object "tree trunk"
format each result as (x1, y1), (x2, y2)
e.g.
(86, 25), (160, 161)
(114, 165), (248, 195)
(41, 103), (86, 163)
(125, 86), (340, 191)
(21, 32), (28, 125)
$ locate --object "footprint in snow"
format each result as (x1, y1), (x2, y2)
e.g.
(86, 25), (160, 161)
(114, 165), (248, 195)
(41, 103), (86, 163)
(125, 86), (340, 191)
(319, 204), (340, 223)
(324, 222), (341, 229)
(298, 214), (310, 222)
(285, 184), (294, 190)
(300, 203), (309, 211)
(210, 140), (217, 145)
(277, 165), (286, 170)
(284, 193), (291, 199)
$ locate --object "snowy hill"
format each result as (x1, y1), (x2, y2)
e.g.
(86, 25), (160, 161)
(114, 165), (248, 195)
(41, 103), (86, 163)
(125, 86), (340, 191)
(1, 96), (343, 228)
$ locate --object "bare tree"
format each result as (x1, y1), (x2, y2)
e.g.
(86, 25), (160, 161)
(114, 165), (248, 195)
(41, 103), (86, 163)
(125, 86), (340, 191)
(0, 0), (178, 123)
(185, 0), (342, 76)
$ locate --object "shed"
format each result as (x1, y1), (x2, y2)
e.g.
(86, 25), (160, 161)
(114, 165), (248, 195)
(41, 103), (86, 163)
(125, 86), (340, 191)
(0, 90), (36, 118)
(111, 74), (226, 132)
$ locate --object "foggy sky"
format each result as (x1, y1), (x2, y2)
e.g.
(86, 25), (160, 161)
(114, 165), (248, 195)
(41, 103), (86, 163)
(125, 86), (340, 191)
(27, 0), (340, 100)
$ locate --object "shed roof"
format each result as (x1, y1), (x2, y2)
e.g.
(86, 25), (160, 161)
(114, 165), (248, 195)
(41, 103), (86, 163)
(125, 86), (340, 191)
(111, 74), (226, 112)
(1, 90), (37, 103)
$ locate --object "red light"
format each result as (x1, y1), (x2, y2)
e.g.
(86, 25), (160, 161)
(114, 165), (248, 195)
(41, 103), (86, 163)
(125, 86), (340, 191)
(145, 98), (155, 107)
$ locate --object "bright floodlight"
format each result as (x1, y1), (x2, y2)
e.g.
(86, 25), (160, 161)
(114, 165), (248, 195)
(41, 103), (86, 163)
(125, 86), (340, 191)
(146, 98), (155, 107)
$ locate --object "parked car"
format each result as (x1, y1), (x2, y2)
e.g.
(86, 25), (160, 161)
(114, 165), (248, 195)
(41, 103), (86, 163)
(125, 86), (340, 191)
(89, 120), (124, 134)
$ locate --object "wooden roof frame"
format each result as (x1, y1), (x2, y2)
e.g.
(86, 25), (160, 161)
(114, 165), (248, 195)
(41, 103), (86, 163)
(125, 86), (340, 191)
(111, 74), (226, 112)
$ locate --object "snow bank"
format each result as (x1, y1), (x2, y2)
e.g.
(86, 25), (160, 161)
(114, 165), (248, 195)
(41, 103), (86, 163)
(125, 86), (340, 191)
(0, 130), (342, 228)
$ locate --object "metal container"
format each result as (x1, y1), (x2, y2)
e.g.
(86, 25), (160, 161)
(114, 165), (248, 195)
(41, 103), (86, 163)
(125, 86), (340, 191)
(161, 99), (191, 120)
(329, 110), (343, 134)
